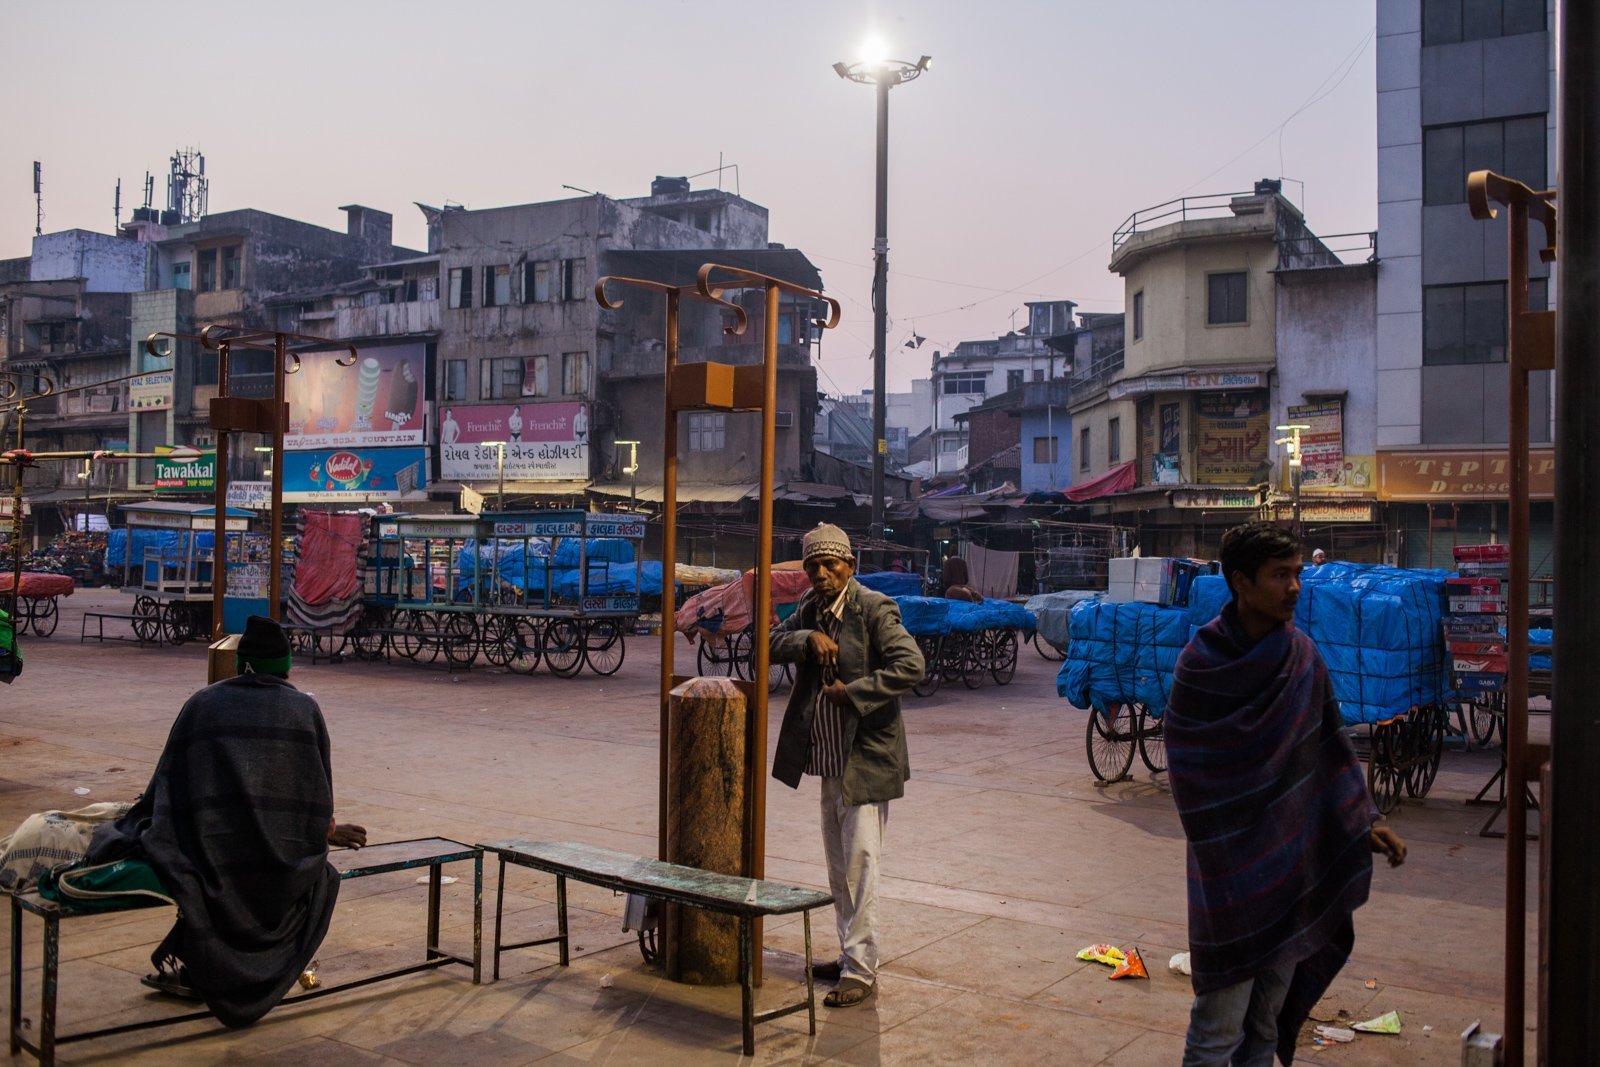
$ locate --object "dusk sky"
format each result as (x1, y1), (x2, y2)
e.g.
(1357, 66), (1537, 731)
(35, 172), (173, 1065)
(4, 0), (1377, 394)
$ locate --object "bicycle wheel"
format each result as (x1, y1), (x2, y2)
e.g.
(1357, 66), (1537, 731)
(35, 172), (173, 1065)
(728, 630), (754, 681)
(1086, 704), (1137, 783)
(1468, 695), (1501, 747)
(131, 596), (162, 643)
(989, 629), (1018, 686)
(1032, 630), (1065, 661)
(1137, 706), (1167, 774)
(29, 596), (58, 637)
(584, 618), (626, 676)
(439, 613), (479, 666)
(508, 617), (542, 674)
(480, 614), (517, 666)
(911, 636), (942, 697)
(961, 634), (987, 689)
(542, 618), (585, 677)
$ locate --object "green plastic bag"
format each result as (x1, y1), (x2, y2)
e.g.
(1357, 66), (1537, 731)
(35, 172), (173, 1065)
(0, 607), (20, 683)
(37, 858), (172, 912)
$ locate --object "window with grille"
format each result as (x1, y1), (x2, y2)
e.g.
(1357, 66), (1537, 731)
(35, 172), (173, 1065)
(1207, 272), (1247, 325)
(688, 413), (725, 452)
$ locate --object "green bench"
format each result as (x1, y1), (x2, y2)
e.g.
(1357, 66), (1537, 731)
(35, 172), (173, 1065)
(8, 837), (482, 1066)
(480, 838), (833, 1055)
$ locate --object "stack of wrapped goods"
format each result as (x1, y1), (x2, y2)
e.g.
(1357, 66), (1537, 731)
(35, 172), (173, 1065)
(1447, 544), (1510, 696)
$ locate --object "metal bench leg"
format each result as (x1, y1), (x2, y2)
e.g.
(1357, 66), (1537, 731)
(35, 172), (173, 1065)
(426, 862), (441, 961)
(493, 855), (507, 981)
(9, 897), (20, 1056)
(555, 874), (569, 966)
(41, 911), (58, 1067)
(739, 916), (755, 1056)
(472, 851), (483, 984)
(804, 909), (816, 1035)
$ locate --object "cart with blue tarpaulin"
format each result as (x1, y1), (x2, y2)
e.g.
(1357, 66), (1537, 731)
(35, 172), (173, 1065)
(892, 595), (1036, 697)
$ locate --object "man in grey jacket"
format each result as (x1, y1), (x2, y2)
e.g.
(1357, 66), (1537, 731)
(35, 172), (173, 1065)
(771, 523), (925, 1008)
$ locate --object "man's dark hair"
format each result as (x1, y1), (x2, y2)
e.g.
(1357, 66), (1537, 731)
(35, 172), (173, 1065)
(1219, 522), (1301, 597)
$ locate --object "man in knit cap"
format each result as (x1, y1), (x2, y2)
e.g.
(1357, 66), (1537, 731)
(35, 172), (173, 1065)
(87, 616), (365, 1026)
(771, 523), (924, 1008)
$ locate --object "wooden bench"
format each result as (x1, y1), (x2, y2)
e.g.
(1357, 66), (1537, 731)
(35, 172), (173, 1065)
(8, 837), (482, 1066)
(77, 612), (156, 646)
(480, 838), (832, 1055)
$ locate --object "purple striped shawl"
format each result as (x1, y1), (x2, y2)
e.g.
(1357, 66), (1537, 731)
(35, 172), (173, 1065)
(1167, 606), (1377, 1060)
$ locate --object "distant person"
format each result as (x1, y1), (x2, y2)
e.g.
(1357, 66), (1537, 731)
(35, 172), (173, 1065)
(940, 549), (968, 595)
(1166, 523), (1404, 1066)
(770, 524), (924, 1009)
(85, 616), (366, 1027)
(1311, 547), (1328, 566)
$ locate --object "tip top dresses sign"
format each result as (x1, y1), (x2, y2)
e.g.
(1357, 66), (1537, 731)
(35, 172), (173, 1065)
(286, 344), (428, 450)
(1377, 449), (1555, 501)
(439, 402), (590, 483)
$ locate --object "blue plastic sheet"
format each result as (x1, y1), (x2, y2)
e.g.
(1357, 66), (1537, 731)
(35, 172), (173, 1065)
(552, 562), (667, 598)
(1185, 563), (1452, 725)
(892, 596), (1035, 636)
(1057, 601), (1190, 718)
(857, 572), (923, 598)
(895, 596), (950, 637)
(552, 537), (634, 567)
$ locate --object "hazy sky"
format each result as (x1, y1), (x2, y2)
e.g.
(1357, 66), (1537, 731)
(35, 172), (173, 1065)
(4, 0), (1377, 394)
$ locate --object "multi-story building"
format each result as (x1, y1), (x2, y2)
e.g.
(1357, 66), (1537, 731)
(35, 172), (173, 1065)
(1375, 0), (1555, 568)
(1069, 183), (1375, 556)
(929, 300), (1076, 475)
(816, 382), (934, 469)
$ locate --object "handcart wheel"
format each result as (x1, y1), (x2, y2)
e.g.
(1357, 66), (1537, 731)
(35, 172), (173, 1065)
(695, 634), (720, 677)
(508, 617), (543, 674)
(1032, 631), (1066, 662)
(940, 635), (966, 683)
(391, 611), (423, 660)
(161, 602), (190, 645)
(542, 618), (585, 677)
(131, 596), (162, 644)
(1086, 703), (1137, 783)
(439, 613), (479, 666)
(961, 635), (987, 689)
(989, 629), (1019, 686)
(1468, 694), (1502, 747)
(1404, 705), (1445, 799)
(584, 619), (626, 676)
(1366, 722), (1402, 816)
(1137, 705), (1167, 774)
(30, 597), (58, 637)
(728, 630), (754, 681)
(481, 615), (517, 666)
(911, 636), (942, 697)
(17, 597), (37, 629)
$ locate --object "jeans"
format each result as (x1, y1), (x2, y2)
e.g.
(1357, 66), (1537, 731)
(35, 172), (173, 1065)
(818, 776), (888, 983)
(1181, 963), (1295, 1067)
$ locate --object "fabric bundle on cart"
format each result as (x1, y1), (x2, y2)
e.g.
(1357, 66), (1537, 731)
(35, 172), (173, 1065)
(856, 571), (923, 598)
(552, 537), (634, 567)
(1186, 565), (1451, 725)
(894, 596), (951, 637)
(1025, 590), (1101, 651)
(552, 562), (669, 598)
(944, 598), (1036, 634)
(287, 512), (365, 634)
(1057, 600), (1189, 718)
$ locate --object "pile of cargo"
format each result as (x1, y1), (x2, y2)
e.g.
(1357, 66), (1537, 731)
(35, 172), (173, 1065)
(1447, 544), (1510, 696)
(1105, 556), (1212, 607)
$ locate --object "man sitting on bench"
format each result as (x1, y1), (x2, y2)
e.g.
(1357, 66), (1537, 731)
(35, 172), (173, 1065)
(84, 615), (366, 1028)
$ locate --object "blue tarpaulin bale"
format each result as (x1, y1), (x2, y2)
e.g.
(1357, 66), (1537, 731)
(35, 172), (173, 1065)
(1059, 600), (1190, 718)
(552, 537), (635, 567)
(894, 596), (950, 637)
(552, 561), (666, 598)
(857, 572), (922, 598)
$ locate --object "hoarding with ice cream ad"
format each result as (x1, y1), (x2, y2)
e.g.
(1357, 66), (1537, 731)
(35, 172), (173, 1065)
(281, 446), (430, 502)
(286, 344), (427, 450)
(439, 402), (590, 482)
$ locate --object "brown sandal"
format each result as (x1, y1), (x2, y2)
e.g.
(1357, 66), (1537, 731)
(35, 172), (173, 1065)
(824, 976), (875, 1008)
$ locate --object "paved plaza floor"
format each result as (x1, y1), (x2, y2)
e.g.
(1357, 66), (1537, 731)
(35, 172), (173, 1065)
(2, 590), (1535, 1064)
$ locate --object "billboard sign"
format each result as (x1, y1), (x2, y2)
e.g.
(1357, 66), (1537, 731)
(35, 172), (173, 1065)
(1286, 401), (1347, 490)
(439, 401), (590, 482)
(129, 372), (173, 412)
(153, 447), (215, 492)
(1193, 391), (1271, 485)
(281, 446), (429, 502)
(286, 344), (427, 450)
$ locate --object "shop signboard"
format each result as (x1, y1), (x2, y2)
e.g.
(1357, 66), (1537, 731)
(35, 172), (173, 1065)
(129, 372), (174, 412)
(286, 344), (428, 450)
(1184, 370), (1266, 390)
(225, 480), (271, 510)
(1193, 391), (1271, 485)
(281, 446), (429, 502)
(1270, 501), (1376, 523)
(1173, 488), (1261, 509)
(582, 595), (640, 613)
(439, 401), (590, 482)
(153, 447), (215, 492)
(1287, 401), (1347, 490)
(1377, 449), (1556, 501)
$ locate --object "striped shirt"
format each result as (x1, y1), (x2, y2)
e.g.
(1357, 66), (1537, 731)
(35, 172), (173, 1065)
(805, 588), (850, 777)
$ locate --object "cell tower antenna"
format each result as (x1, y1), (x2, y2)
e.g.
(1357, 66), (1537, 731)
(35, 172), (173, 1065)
(143, 172), (154, 210)
(115, 177), (122, 230)
(166, 148), (209, 223)
(32, 161), (42, 236)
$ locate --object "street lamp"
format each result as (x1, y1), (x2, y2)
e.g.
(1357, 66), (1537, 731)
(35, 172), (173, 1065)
(484, 441), (506, 512)
(1275, 423), (1311, 541)
(615, 439), (641, 512)
(833, 45), (932, 541)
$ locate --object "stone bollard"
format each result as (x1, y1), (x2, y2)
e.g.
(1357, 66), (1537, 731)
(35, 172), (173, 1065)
(663, 676), (746, 985)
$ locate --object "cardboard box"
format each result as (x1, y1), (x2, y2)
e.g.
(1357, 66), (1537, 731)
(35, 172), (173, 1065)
(1444, 618), (1503, 638)
(1449, 596), (1508, 614)
(1448, 577), (1504, 596)
(1454, 544), (1511, 563)
(1456, 561), (1511, 577)
(1453, 654), (1508, 674)
(1449, 639), (1506, 656)
(1454, 672), (1507, 693)
(1105, 580), (1135, 604)
(1109, 557), (1137, 587)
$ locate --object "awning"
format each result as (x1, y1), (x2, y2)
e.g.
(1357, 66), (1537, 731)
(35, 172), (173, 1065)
(915, 482), (1018, 522)
(1065, 461), (1138, 502)
(588, 482), (758, 504)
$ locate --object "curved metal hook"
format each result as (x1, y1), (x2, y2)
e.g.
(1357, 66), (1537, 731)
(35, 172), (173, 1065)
(811, 294), (843, 332)
(285, 351), (303, 375)
(199, 323), (233, 351)
(335, 343), (358, 368)
(0, 380), (15, 401)
(594, 275), (688, 311)
(694, 265), (749, 337)
(144, 332), (176, 359)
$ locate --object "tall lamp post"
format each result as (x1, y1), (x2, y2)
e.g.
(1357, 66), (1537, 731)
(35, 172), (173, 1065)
(615, 439), (641, 512)
(1275, 423), (1310, 541)
(833, 45), (931, 541)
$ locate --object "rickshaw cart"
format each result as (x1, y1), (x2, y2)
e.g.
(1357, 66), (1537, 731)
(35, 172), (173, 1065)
(116, 501), (255, 645)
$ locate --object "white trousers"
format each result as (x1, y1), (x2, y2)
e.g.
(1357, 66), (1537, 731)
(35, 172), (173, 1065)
(818, 776), (888, 983)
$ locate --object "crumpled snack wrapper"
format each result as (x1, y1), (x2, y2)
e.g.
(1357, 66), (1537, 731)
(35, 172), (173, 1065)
(1109, 946), (1148, 980)
(1353, 1010), (1403, 1034)
(1075, 943), (1126, 968)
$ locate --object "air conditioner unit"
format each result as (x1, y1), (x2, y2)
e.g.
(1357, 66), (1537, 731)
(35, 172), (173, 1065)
(774, 410), (794, 429)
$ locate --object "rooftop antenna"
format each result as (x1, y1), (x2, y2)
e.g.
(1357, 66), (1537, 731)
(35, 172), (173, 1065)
(142, 172), (154, 210)
(114, 177), (122, 230)
(167, 148), (208, 223)
(32, 161), (42, 236)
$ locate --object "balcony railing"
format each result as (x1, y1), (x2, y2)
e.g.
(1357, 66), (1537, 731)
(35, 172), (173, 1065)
(1278, 230), (1378, 267)
(1112, 191), (1258, 251)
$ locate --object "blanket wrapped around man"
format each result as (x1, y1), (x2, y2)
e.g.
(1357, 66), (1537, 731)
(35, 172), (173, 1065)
(1166, 606), (1377, 1064)
(86, 673), (340, 1028)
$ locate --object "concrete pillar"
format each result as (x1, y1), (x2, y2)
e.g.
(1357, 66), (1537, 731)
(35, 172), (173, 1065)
(663, 676), (745, 985)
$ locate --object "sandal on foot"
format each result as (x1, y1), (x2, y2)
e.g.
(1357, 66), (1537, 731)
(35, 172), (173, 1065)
(140, 965), (201, 1001)
(811, 960), (843, 982)
(824, 976), (876, 1008)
